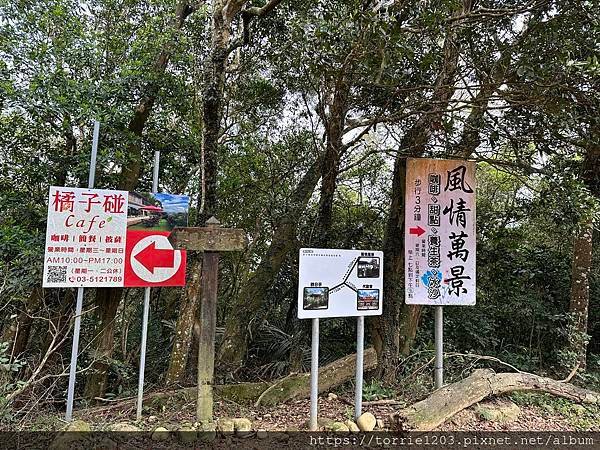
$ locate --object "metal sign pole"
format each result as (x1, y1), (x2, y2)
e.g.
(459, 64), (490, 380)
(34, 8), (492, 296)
(136, 150), (160, 420)
(65, 120), (100, 421)
(309, 318), (319, 431)
(354, 315), (364, 420)
(434, 306), (443, 389)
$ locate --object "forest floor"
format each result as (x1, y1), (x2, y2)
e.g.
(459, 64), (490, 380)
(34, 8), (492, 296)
(18, 386), (600, 432)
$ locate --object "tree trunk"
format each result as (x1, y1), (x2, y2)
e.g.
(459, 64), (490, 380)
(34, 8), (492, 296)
(390, 368), (600, 431)
(568, 129), (600, 367)
(373, 3), (468, 381)
(118, 1), (196, 190)
(218, 156), (323, 370)
(315, 76), (350, 246)
(569, 218), (593, 368)
(1, 287), (42, 360)
(165, 261), (203, 384)
(84, 1), (195, 399)
(166, 0), (233, 383)
(84, 287), (123, 399)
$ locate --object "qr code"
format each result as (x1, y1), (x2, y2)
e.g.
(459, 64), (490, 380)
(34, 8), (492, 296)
(47, 266), (67, 283)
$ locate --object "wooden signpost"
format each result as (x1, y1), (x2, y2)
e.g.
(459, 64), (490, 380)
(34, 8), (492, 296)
(169, 217), (247, 425)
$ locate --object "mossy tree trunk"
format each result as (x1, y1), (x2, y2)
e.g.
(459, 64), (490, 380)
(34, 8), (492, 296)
(569, 128), (599, 368)
(218, 155), (324, 370)
(390, 369), (600, 431)
(84, 1), (196, 400)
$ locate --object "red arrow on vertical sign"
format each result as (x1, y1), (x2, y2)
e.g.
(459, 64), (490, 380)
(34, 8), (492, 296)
(409, 226), (426, 237)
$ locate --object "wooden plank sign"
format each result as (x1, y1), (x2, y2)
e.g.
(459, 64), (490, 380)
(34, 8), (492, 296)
(168, 224), (247, 252)
(168, 216), (247, 426)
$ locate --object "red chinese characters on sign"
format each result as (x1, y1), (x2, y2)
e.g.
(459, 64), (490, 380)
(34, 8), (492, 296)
(124, 230), (186, 287)
(43, 187), (128, 288)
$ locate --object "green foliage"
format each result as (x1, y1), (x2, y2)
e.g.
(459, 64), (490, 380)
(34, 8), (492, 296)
(509, 392), (600, 431)
(0, 341), (26, 423)
(362, 379), (393, 401)
(0, 0), (598, 426)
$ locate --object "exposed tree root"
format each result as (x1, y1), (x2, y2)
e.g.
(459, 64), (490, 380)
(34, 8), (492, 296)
(87, 348), (377, 414)
(390, 369), (600, 431)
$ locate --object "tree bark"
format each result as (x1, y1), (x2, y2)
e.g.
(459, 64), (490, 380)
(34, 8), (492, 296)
(84, 287), (122, 399)
(166, 0), (234, 384)
(1, 287), (43, 359)
(569, 128), (600, 367)
(315, 76), (350, 246)
(84, 0), (196, 399)
(390, 368), (600, 431)
(218, 155), (324, 370)
(373, 5), (467, 381)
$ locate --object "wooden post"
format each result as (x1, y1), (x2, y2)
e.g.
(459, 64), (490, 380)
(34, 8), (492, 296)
(197, 218), (220, 424)
(168, 217), (247, 425)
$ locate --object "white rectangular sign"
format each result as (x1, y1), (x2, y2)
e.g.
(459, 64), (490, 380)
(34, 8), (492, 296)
(43, 186), (128, 287)
(405, 158), (476, 305)
(298, 248), (384, 319)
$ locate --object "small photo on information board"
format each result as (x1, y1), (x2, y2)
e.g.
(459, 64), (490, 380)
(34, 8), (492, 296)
(357, 289), (379, 310)
(303, 287), (329, 310)
(357, 257), (380, 278)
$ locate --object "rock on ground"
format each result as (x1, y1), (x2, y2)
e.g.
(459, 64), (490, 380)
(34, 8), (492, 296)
(331, 422), (350, 432)
(63, 420), (91, 432)
(50, 421), (91, 450)
(357, 412), (377, 431)
(233, 418), (252, 437)
(109, 423), (140, 432)
(151, 427), (170, 441)
(345, 420), (360, 433)
(217, 417), (235, 433)
(476, 400), (521, 424)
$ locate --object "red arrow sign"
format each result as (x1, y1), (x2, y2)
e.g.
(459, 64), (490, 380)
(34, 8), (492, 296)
(409, 226), (426, 237)
(134, 241), (175, 273)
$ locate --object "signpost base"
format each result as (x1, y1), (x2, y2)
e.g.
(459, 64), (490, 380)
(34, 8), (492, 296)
(309, 318), (319, 431)
(136, 287), (151, 420)
(354, 315), (364, 420)
(434, 306), (443, 389)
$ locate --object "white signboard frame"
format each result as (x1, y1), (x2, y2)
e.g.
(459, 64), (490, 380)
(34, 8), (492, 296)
(405, 158), (476, 306)
(43, 186), (128, 288)
(297, 248), (384, 319)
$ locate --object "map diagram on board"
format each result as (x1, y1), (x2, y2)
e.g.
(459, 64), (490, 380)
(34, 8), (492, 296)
(297, 248), (384, 319)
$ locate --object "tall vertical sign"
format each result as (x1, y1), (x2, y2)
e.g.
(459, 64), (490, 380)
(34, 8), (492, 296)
(405, 158), (476, 306)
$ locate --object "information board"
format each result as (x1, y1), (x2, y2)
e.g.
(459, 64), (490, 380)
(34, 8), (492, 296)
(298, 248), (384, 319)
(405, 158), (476, 305)
(43, 187), (188, 288)
(43, 186), (128, 287)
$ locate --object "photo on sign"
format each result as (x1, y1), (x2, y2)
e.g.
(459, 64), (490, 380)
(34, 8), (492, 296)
(303, 287), (329, 310)
(357, 289), (379, 310)
(127, 192), (189, 231)
(357, 257), (380, 278)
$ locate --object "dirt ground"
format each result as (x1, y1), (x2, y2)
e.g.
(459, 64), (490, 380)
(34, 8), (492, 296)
(47, 389), (598, 433)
